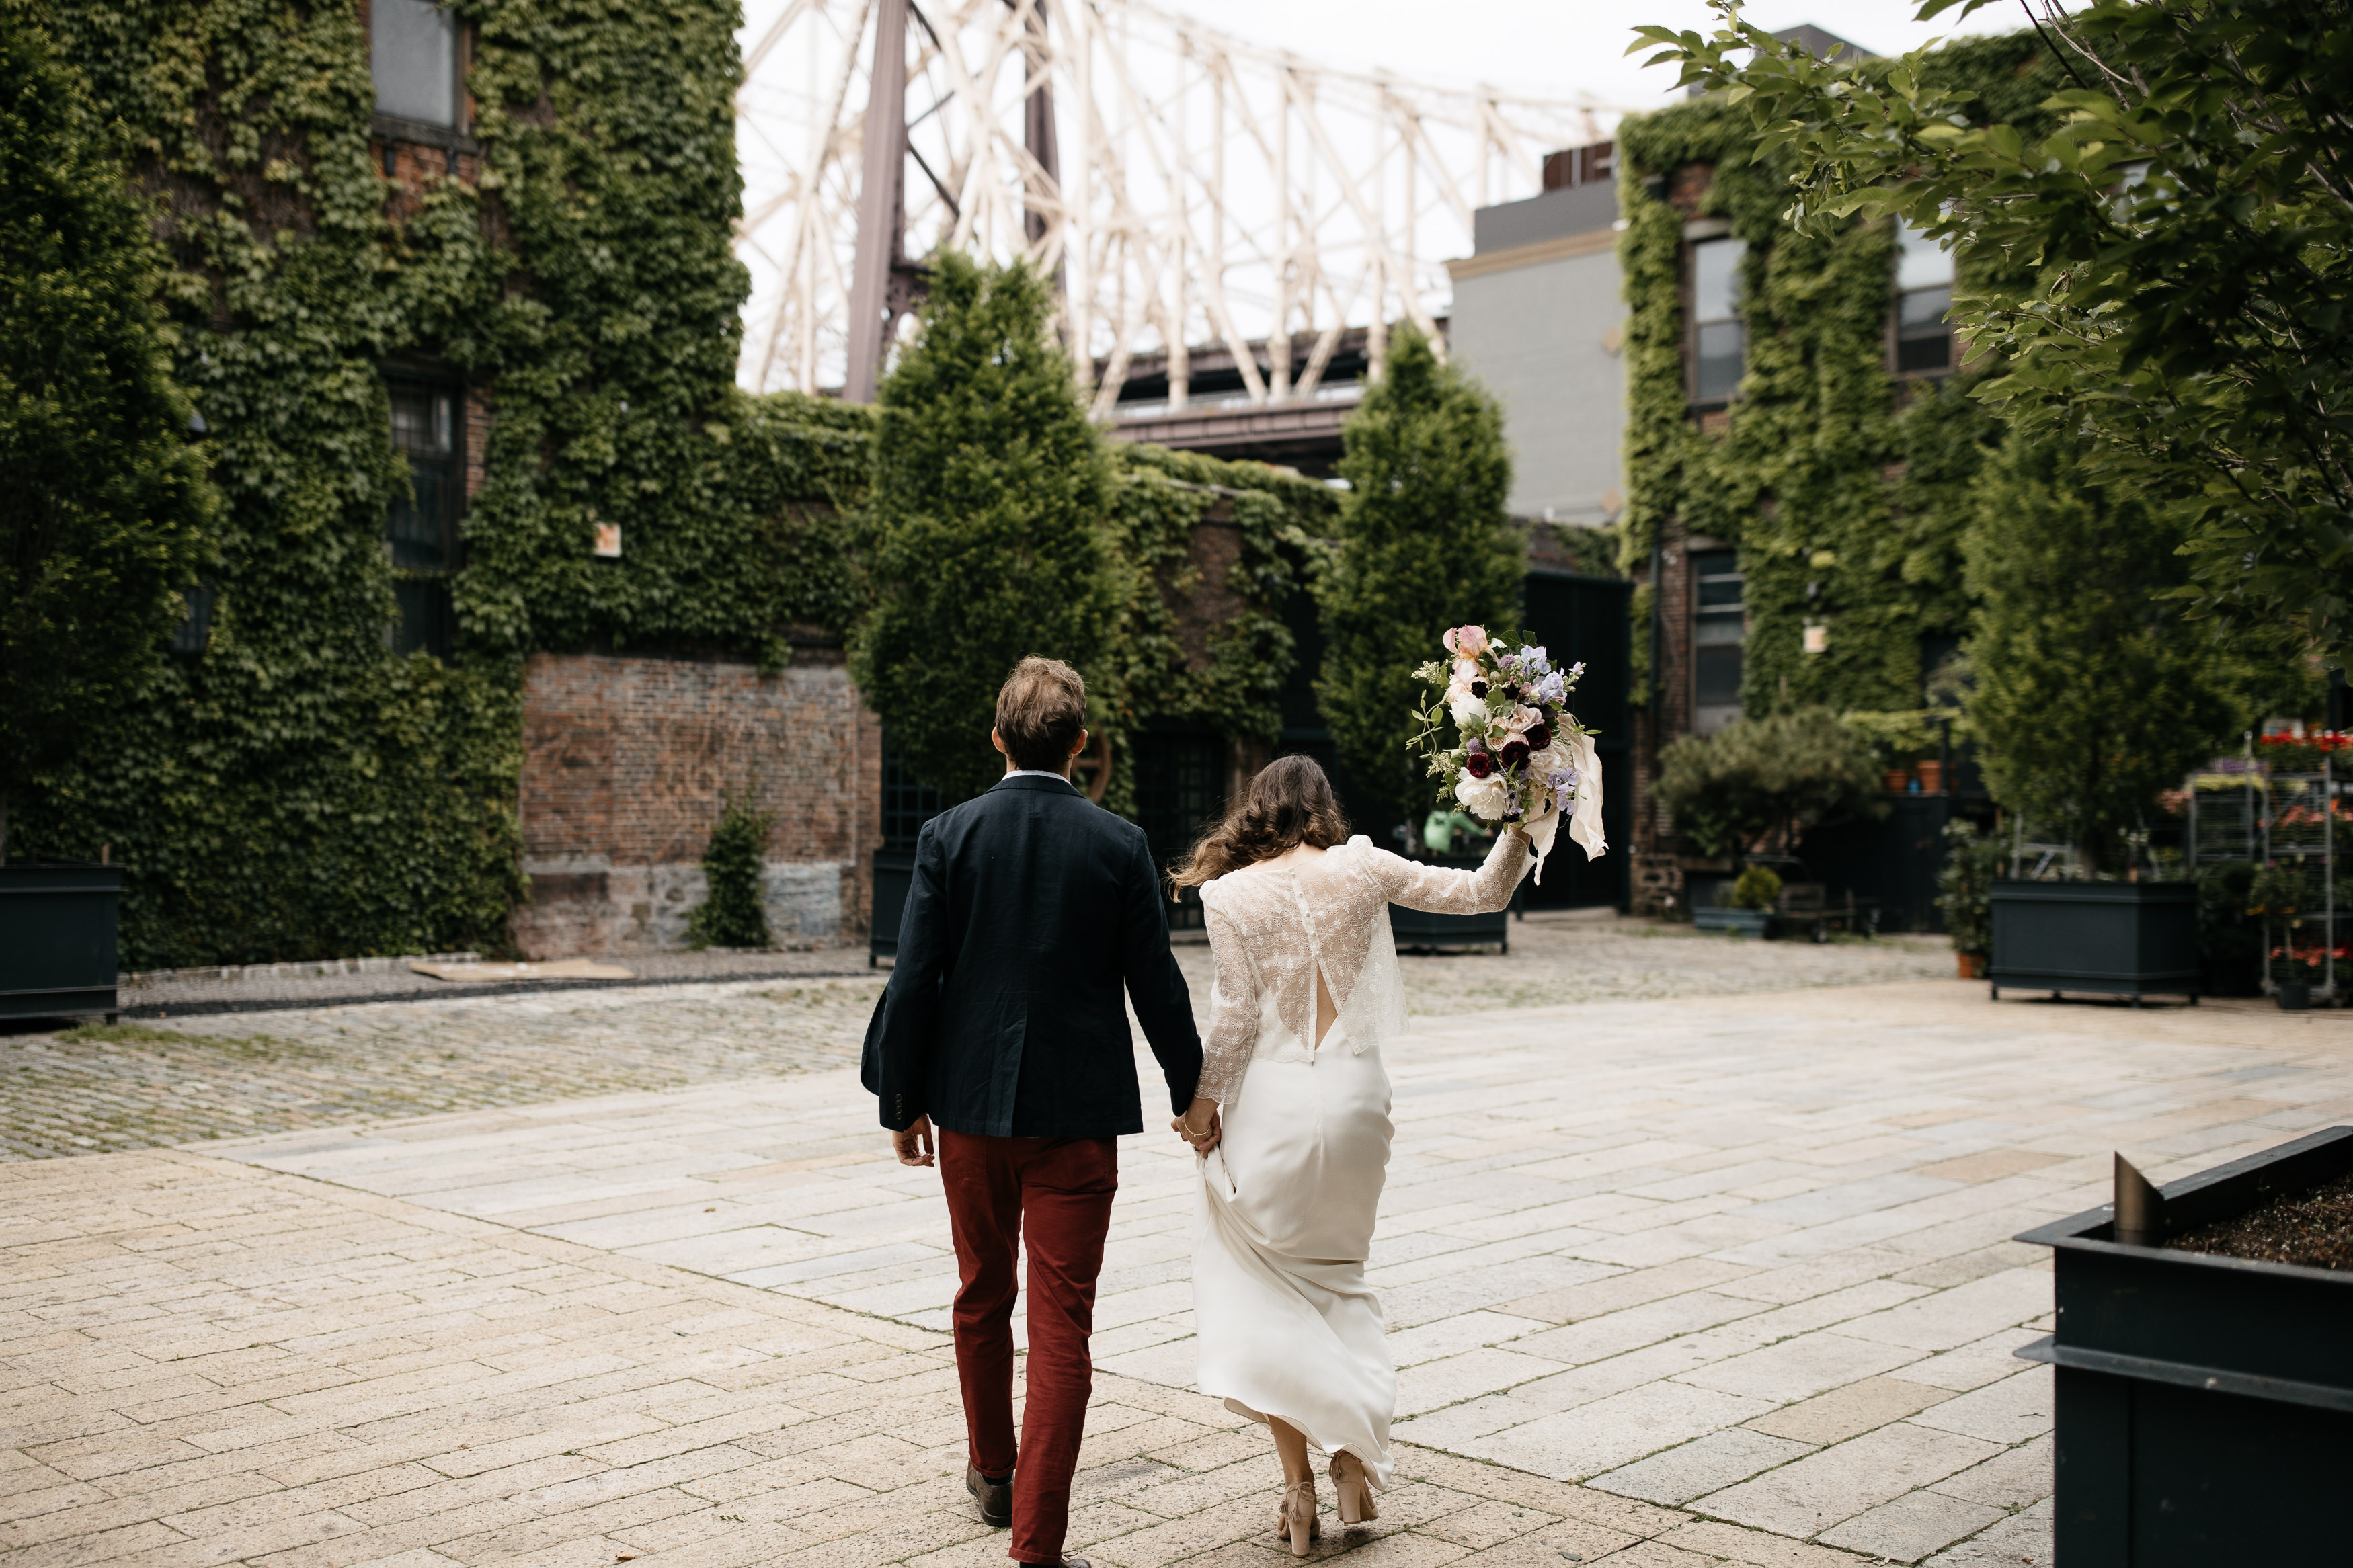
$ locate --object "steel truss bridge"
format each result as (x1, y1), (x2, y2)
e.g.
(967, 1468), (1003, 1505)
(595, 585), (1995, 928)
(732, 0), (1626, 425)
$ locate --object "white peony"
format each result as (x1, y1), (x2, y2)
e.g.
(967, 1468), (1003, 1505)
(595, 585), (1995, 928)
(1455, 772), (1511, 821)
(1449, 689), (1487, 729)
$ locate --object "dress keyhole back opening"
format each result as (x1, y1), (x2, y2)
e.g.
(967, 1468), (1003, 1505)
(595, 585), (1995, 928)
(1285, 868), (1341, 1052)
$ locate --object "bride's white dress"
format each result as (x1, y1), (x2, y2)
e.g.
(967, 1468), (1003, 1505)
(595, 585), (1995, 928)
(1190, 831), (1531, 1487)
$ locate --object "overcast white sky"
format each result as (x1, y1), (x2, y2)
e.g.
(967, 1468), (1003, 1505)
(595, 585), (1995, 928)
(1152, 0), (2020, 110)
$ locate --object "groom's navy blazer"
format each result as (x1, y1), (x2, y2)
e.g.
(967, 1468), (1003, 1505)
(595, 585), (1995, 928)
(863, 772), (1202, 1138)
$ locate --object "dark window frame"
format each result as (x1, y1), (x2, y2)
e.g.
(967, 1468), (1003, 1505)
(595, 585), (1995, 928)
(384, 368), (465, 660)
(1888, 222), (1956, 380)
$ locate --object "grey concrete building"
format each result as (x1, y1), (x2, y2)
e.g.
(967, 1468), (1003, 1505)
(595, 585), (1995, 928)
(1446, 142), (1626, 528)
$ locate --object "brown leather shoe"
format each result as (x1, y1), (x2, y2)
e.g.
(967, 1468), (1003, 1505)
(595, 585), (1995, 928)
(1016, 1559), (1091, 1567)
(966, 1462), (1012, 1528)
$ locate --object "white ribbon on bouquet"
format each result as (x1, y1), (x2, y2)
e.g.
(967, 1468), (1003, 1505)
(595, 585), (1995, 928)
(1524, 726), (1608, 884)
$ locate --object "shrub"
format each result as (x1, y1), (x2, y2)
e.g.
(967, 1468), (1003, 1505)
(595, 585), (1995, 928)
(1936, 819), (2004, 958)
(850, 253), (1118, 802)
(1730, 865), (1782, 911)
(686, 796), (774, 950)
(1654, 708), (1886, 862)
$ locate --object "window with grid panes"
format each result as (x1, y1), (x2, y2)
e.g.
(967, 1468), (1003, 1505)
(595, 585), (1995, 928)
(880, 734), (947, 850)
(1690, 237), (1747, 403)
(1691, 550), (1745, 735)
(1134, 729), (1226, 930)
(387, 375), (459, 658)
(1892, 222), (1954, 374)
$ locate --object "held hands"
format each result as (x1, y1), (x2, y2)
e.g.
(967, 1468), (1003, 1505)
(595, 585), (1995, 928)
(1171, 1096), (1222, 1157)
(891, 1114), (936, 1167)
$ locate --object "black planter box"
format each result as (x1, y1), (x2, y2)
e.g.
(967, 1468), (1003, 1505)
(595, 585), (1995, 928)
(0, 860), (122, 1022)
(1389, 854), (1523, 954)
(2014, 1127), (2353, 1564)
(1989, 880), (2198, 1004)
(868, 849), (917, 967)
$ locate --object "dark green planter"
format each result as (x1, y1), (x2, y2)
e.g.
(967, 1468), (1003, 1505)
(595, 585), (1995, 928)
(0, 860), (122, 1022)
(2015, 1126), (2353, 1564)
(869, 849), (916, 967)
(1694, 907), (1771, 938)
(1989, 881), (2199, 1004)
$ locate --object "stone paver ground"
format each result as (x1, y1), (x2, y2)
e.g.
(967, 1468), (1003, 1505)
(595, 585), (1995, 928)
(8, 973), (2347, 1567)
(5, 917), (1950, 1160)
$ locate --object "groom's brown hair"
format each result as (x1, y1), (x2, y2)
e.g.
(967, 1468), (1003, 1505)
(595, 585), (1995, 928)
(995, 657), (1088, 772)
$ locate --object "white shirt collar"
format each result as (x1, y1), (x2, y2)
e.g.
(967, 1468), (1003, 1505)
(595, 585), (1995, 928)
(1001, 769), (1073, 782)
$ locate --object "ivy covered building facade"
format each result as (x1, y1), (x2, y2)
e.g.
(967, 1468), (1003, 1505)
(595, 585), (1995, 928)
(1612, 35), (2068, 923)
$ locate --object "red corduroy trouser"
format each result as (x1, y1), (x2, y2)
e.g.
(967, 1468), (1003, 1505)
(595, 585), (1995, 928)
(937, 1128), (1120, 1566)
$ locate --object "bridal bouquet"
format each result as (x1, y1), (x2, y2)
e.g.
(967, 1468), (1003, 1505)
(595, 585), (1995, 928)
(1410, 624), (1607, 875)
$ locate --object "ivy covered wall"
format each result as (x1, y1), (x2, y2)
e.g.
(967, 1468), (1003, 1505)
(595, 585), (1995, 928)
(1615, 34), (2067, 723)
(19, 0), (873, 968)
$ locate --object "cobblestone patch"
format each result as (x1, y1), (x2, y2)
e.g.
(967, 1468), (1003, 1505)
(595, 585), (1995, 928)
(0, 980), (881, 1161)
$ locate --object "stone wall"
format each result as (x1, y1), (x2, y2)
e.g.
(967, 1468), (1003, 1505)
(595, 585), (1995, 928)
(513, 648), (881, 958)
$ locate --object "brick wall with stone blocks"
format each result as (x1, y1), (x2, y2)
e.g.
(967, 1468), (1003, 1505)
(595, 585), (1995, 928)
(514, 649), (881, 957)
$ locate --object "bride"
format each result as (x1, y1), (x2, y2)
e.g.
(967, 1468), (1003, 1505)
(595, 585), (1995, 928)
(1166, 755), (1535, 1554)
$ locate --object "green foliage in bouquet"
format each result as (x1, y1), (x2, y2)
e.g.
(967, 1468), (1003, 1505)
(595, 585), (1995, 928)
(1962, 434), (2277, 874)
(1936, 818), (2003, 957)
(1654, 707), (1884, 861)
(686, 795), (774, 950)
(1318, 326), (1521, 821)
(1729, 864), (1782, 912)
(851, 253), (1119, 803)
(0, 8), (215, 861)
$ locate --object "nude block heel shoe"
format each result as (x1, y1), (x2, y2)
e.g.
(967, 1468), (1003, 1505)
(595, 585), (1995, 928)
(1275, 1479), (1320, 1557)
(1330, 1454), (1378, 1526)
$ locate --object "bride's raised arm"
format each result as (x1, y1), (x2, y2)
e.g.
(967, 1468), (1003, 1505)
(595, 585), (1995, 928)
(1365, 824), (1531, 916)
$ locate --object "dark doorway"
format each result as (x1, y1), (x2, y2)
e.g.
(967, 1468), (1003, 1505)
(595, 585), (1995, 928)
(1521, 573), (1633, 910)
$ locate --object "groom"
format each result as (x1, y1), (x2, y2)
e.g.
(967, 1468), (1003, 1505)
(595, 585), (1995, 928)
(865, 657), (1202, 1568)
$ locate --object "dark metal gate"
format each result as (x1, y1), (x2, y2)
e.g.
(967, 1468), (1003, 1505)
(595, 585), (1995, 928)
(1132, 725), (1227, 930)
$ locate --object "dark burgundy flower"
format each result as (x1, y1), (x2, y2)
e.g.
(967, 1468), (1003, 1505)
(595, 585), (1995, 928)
(1500, 739), (1532, 770)
(1470, 679), (1488, 699)
(1464, 749), (1497, 778)
(1525, 723), (1552, 753)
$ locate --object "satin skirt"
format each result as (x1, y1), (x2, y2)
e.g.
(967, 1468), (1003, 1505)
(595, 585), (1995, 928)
(1192, 1026), (1396, 1487)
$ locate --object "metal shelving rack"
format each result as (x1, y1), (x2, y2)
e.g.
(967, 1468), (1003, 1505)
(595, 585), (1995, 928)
(2262, 758), (2338, 1001)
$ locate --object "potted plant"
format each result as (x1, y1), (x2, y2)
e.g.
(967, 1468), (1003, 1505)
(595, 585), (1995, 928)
(1696, 863), (1777, 938)
(2248, 864), (2317, 1008)
(1936, 819), (1999, 978)
(2014, 1126), (2353, 1563)
(1, 33), (214, 1020)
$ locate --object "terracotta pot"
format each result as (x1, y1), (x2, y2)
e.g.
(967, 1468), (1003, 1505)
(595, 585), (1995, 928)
(1884, 769), (1911, 794)
(1956, 951), (1984, 979)
(1917, 759), (1944, 794)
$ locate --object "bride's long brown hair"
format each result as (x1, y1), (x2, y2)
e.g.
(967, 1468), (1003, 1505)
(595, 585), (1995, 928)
(1170, 754), (1351, 890)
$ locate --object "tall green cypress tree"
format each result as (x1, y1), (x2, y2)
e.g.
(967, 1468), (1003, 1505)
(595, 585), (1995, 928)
(0, 3), (214, 860)
(850, 254), (1118, 801)
(1962, 434), (2297, 874)
(1317, 325), (1521, 826)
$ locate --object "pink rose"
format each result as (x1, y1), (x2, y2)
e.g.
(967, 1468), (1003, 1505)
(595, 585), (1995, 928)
(1443, 625), (1490, 658)
(1500, 704), (1542, 735)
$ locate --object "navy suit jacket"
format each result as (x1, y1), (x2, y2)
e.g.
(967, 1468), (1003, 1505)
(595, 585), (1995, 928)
(863, 773), (1203, 1137)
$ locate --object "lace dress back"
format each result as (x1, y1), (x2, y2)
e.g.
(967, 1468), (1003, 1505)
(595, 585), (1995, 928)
(1193, 831), (1529, 1107)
